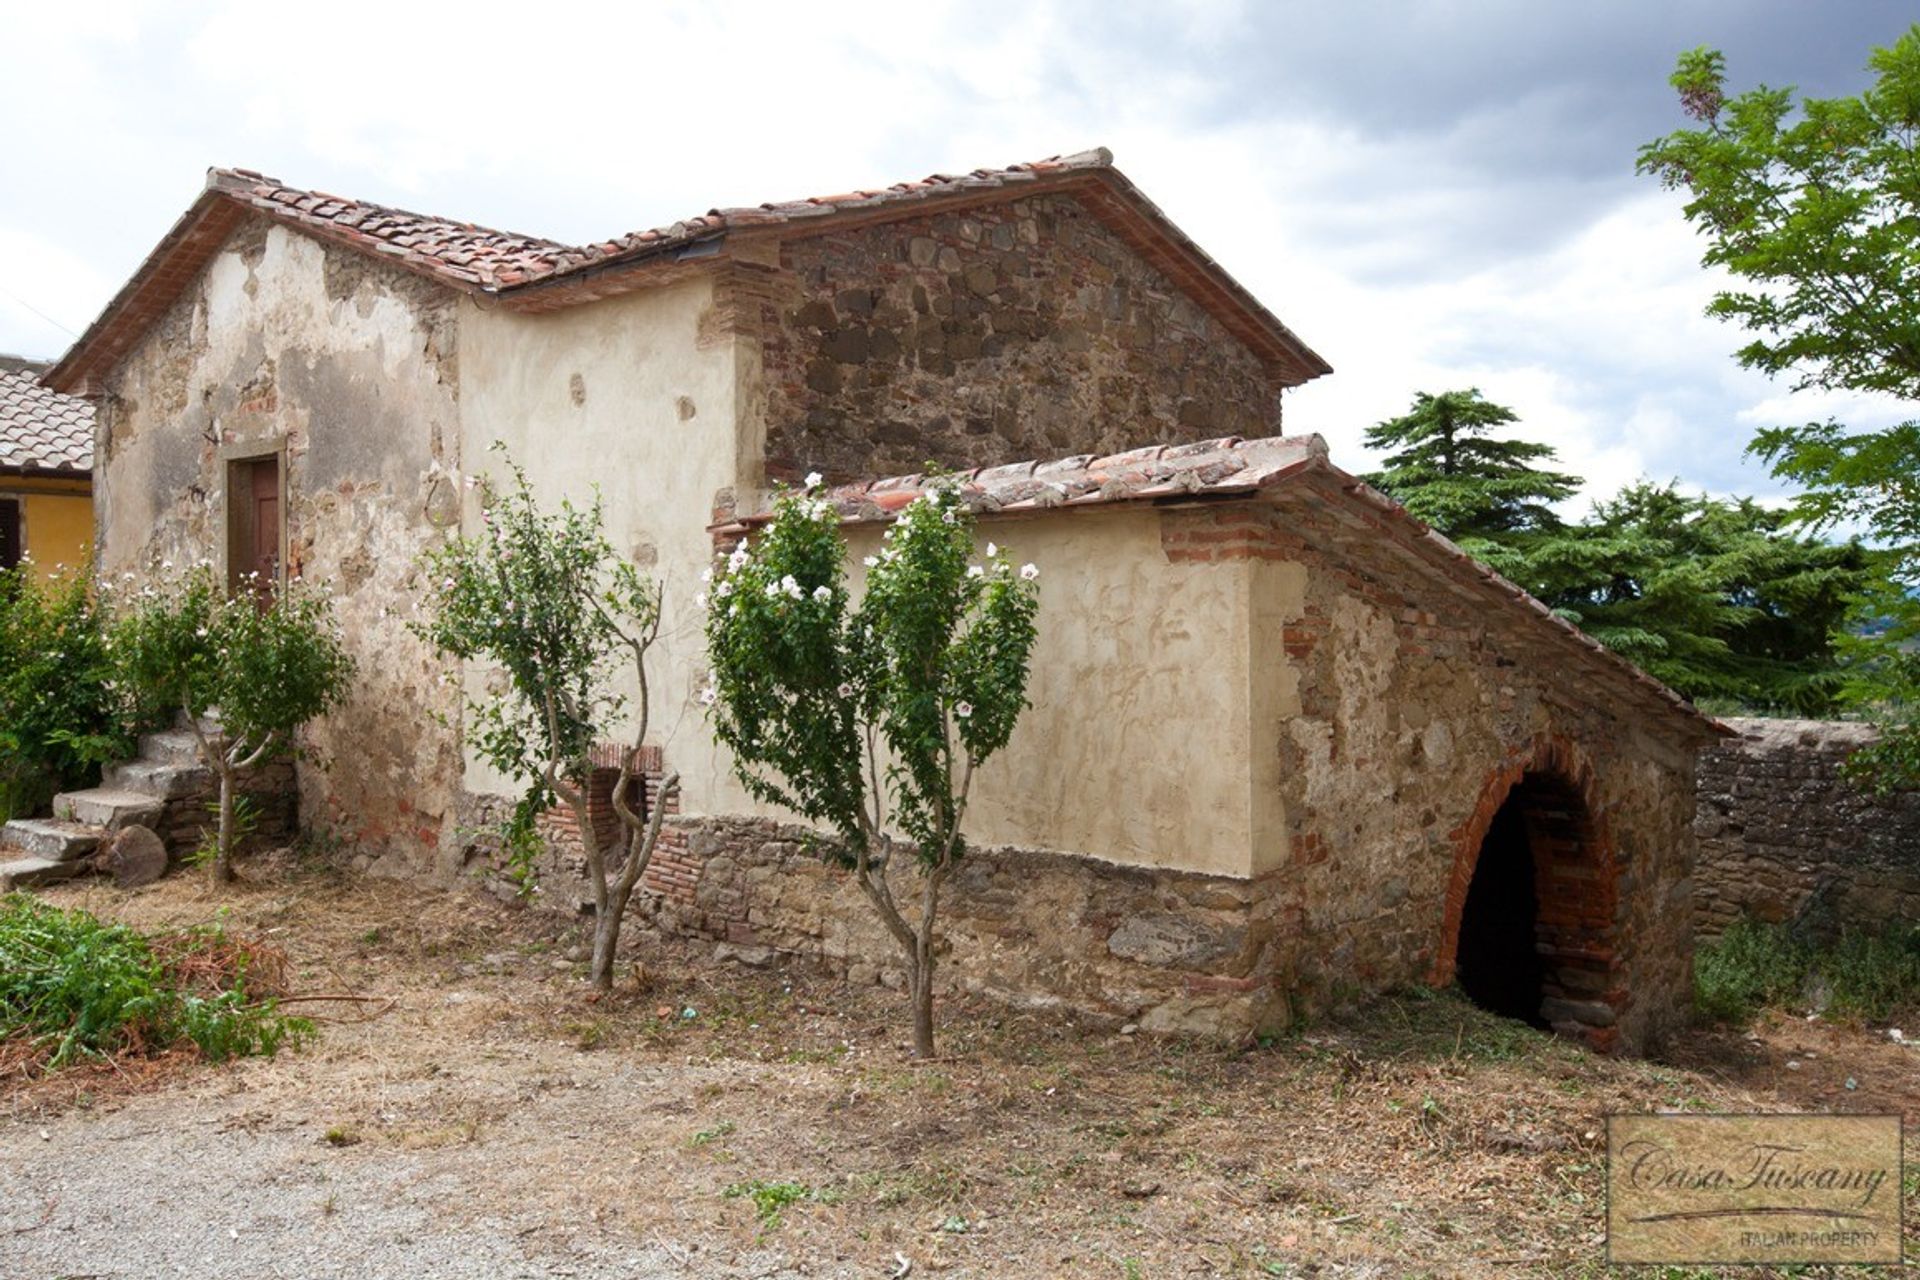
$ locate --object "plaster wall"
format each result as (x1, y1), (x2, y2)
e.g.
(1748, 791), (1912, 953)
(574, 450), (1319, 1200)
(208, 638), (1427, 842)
(457, 277), (744, 826)
(689, 506), (1266, 877)
(94, 219), (465, 873)
(0, 477), (92, 583)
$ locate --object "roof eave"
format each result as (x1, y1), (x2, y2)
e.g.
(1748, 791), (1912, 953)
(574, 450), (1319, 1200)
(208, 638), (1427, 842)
(46, 176), (488, 397)
(0, 463), (91, 481)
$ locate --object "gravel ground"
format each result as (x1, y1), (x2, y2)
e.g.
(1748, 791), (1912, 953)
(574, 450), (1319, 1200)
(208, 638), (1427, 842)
(0, 1046), (812, 1280)
(5, 866), (1914, 1279)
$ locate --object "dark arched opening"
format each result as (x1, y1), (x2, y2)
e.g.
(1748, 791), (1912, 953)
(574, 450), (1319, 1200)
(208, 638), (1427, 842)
(1456, 797), (1548, 1026)
(1449, 767), (1617, 1041)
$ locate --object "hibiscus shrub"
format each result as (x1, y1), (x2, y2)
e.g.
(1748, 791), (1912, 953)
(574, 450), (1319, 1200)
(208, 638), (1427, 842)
(415, 448), (678, 992)
(0, 564), (128, 821)
(110, 566), (353, 884)
(703, 479), (1039, 1057)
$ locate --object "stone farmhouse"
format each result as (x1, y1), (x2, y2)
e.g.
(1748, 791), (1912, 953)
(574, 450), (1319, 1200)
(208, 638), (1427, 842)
(45, 149), (1725, 1052)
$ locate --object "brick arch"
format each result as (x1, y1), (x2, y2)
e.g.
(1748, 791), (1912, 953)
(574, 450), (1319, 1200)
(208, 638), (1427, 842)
(1428, 735), (1624, 1051)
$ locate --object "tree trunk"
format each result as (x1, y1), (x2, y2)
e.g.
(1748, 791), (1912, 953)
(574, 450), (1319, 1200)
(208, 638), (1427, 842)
(212, 764), (236, 885)
(908, 939), (936, 1058)
(590, 902), (620, 991)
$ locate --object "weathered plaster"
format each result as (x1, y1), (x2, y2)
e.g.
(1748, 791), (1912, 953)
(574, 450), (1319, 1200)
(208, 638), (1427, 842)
(96, 218), (465, 875)
(457, 277), (743, 832)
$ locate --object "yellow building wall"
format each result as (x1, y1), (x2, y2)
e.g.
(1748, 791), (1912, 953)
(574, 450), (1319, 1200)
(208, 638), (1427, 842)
(2, 478), (92, 583)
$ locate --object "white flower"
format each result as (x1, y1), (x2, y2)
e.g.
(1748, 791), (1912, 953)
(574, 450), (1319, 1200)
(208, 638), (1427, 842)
(1020, 563), (1039, 581)
(443, 577), (456, 588)
(804, 470), (824, 490)
(699, 685), (717, 706)
(728, 545), (750, 572)
(986, 542), (998, 558)
(812, 584), (831, 602)
(837, 682), (855, 698)
(716, 580), (734, 599)
(966, 565), (983, 578)
(942, 509), (956, 524)
(700, 566), (713, 583)
(862, 555), (878, 568)
(694, 592), (709, 609)
(955, 701), (973, 718)
(780, 574), (803, 600)
(765, 580), (783, 598)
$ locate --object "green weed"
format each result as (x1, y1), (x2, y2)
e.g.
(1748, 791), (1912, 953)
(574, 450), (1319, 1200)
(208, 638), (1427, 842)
(723, 1178), (815, 1228)
(0, 893), (313, 1067)
(1695, 916), (1920, 1023)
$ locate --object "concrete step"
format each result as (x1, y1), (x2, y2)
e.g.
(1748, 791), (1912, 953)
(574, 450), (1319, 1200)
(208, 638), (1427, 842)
(138, 730), (207, 767)
(103, 759), (213, 800)
(0, 856), (86, 892)
(52, 789), (166, 831)
(0, 818), (103, 862)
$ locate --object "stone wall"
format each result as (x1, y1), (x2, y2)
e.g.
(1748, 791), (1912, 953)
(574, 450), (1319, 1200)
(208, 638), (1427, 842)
(654, 816), (1294, 1039)
(1694, 718), (1920, 938)
(94, 218), (467, 879)
(633, 485), (1711, 1054)
(1164, 485), (1709, 1053)
(153, 758), (297, 861)
(748, 193), (1286, 484)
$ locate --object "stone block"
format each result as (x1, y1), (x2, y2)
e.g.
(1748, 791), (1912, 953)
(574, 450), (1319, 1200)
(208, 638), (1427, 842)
(1106, 911), (1247, 971)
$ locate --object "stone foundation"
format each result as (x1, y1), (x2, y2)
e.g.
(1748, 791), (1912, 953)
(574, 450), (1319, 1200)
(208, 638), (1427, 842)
(647, 816), (1296, 1038)
(1694, 718), (1920, 939)
(157, 758), (297, 862)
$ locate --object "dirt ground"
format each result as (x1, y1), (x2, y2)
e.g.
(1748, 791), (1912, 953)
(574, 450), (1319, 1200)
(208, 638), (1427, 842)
(2, 858), (1915, 1279)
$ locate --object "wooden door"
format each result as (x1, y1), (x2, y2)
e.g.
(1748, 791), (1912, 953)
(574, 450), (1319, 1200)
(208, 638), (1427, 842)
(249, 457), (280, 587)
(227, 455), (281, 600)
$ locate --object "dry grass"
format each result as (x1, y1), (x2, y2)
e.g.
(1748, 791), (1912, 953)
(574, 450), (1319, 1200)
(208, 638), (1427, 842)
(7, 855), (1916, 1278)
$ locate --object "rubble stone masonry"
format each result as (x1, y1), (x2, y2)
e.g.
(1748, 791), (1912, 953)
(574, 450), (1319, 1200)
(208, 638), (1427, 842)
(1694, 718), (1920, 938)
(750, 194), (1287, 483)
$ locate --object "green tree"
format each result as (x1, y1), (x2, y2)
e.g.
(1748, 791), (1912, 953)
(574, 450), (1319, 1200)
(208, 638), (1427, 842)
(1524, 483), (1882, 713)
(703, 481), (1039, 1057)
(112, 568), (353, 883)
(1639, 27), (1920, 775)
(0, 564), (127, 820)
(1362, 389), (1582, 554)
(416, 451), (677, 991)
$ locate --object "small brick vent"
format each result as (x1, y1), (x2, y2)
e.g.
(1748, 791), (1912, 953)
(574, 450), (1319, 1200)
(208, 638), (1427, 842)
(535, 742), (687, 902)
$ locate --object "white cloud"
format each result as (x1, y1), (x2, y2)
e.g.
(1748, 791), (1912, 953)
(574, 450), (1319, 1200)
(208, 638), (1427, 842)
(0, 0), (1895, 520)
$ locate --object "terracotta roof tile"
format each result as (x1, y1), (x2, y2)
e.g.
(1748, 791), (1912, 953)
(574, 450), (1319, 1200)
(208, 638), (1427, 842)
(203, 168), (590, 292)
(0, 368), (92, 474)
(52, 148), (1332, 394)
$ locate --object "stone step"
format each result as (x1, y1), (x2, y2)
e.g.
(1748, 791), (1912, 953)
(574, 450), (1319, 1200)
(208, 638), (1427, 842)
(103, 759), (214, 800)
(0, 818), (104, 862)
(52, 789), (166, 831)
(138, 730), (207, 767)
(0, 856), (86, 892)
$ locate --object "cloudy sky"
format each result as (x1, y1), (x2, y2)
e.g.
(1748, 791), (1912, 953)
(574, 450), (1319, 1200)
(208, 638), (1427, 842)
(2, 1), (1912, 512)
